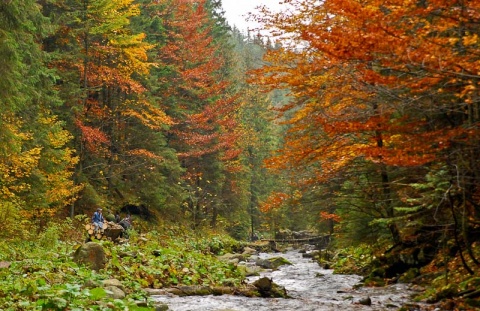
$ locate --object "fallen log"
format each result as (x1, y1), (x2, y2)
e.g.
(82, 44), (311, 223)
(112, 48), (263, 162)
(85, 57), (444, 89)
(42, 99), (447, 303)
(85, 221), (125, 241)
(262, 235), (328, 243)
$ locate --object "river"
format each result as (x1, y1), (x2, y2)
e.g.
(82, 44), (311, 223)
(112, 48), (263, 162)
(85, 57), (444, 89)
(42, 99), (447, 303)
(153, 249), (429, 311)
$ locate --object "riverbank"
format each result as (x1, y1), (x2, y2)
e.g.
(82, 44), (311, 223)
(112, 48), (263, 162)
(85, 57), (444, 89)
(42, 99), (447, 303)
(0, 219), (247, 310)
(152, 249), (430, 311)
(1, 217), (478, 310)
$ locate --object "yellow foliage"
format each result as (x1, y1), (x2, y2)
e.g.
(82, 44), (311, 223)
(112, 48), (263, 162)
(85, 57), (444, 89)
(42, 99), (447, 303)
(0, 110), (81, 217)
(0, 202), (34, 241)
(463, 33), (478, 46)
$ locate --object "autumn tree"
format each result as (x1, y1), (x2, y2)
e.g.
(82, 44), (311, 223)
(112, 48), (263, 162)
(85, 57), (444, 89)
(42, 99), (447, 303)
(0, 0), (79, 229)
(41, 0), (174, 214)
(222, 27), (287, 239)
(151, 0), (243, 228)
(253, 0), (480, 251)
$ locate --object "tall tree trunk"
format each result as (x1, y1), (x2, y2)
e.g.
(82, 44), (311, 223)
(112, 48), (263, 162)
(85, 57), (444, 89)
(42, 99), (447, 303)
(210, 200), (218, 228)
(379, 161), (401, 244)
(448, 189), (474, 275)
(373, 101), (401, 244)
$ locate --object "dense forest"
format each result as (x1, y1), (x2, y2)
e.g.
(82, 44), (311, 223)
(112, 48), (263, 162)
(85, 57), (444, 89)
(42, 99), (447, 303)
(1, 0), (285, 239)
(1, 0), (480, 309)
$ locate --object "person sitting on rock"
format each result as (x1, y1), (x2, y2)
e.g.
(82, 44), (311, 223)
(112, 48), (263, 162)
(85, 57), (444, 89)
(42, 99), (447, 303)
(91, 208), (104, 233)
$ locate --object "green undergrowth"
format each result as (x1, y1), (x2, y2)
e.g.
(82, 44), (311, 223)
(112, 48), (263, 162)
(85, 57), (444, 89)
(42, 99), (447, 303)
(331, 244), (376, 275)
(0, 217), (245, 310)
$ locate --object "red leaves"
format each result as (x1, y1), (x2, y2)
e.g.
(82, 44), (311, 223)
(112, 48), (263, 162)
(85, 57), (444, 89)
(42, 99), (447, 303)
(320, 211), (341, 222)
(259, 192), (290, 213)
(75, 119), (110, 153)
(253, 0), (480, 179)
(159, 0), (241, 166)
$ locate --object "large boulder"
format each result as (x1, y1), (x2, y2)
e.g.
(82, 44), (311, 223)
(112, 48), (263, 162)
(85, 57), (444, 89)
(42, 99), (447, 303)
(255, 257), (292, 270)
(218, 253), (245, 264)
(104, 286), (126, 299)
(154, 304), (169, 311)
(252, 277), (289, 298)
(237, 264), (263, 277)
(73, 242), (107, 271)
(102, 279), (124, 291)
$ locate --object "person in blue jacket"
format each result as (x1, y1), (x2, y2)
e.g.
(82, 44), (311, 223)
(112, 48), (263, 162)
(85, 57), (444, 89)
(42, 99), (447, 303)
(91, 208), (104, 233)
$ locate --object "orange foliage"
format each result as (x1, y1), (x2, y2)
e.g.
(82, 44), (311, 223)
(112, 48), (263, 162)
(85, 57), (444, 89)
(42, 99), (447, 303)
(254, 0), (480, 183)
(158, 0), (241, 166)
(75, 119), (110, 153)
(127, 149), (164, 161)
(320, 211), (341, 223)
(259, 192), (290, 213)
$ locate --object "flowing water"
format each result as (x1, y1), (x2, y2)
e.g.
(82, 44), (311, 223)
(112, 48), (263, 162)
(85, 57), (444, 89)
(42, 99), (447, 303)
(153, 250), (428, 311)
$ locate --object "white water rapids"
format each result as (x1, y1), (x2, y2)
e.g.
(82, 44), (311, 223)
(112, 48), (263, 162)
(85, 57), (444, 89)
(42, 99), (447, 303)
(153, 250), (428, 311)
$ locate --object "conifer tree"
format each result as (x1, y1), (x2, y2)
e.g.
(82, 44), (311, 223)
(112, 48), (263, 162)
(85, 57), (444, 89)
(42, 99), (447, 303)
(41, 0), (172, 213)
(0, 0), (79, 219)
(153, 0), (242, 228)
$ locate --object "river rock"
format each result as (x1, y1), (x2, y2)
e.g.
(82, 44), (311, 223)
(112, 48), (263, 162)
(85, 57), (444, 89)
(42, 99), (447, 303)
(218, 253), (245, 264)
(0, 261), (11, 269)
(167, 285), (212, 296)
(237, 263), (263, 277)
(358, 296), (372, 306)
(252, 277), (288, 298)
(143, 288), (170, 296)
(255, 256), (292, 270)
(242, 247), (257, 256)
(244, 265), (263, 276)
(102, 278), (124, 291)
(73, 242), (107, 271)
(302, 250), (321, 258)
(155, 303), (169, 311)
(104, 286), (126, 299)
(253, 277), (273, 291)
(84, 279), (101, 288)
(211, 286), (235, 295)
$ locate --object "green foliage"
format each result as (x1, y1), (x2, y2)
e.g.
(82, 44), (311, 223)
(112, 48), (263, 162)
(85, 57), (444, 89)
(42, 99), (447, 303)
(38, 223), (61, 249)
(226, 221), (250, 241)
(116, 230), (244, 289)
(0, 219), (246, 310)
(0, 0), (79, 218)
(331, 244), (376, 275)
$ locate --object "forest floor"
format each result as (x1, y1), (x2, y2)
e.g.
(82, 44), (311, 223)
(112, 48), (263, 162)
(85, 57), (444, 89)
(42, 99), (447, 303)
(1, 216), (479, 310)
(0, 216), (246, 310)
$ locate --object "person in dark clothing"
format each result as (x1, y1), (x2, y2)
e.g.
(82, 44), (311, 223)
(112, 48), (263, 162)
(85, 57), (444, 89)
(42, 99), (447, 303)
(119, 214), (132, 238)
(91, 208), (104, 233)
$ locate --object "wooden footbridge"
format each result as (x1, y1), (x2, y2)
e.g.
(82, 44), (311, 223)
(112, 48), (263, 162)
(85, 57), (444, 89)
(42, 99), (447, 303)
(261, 234), (331, 248)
